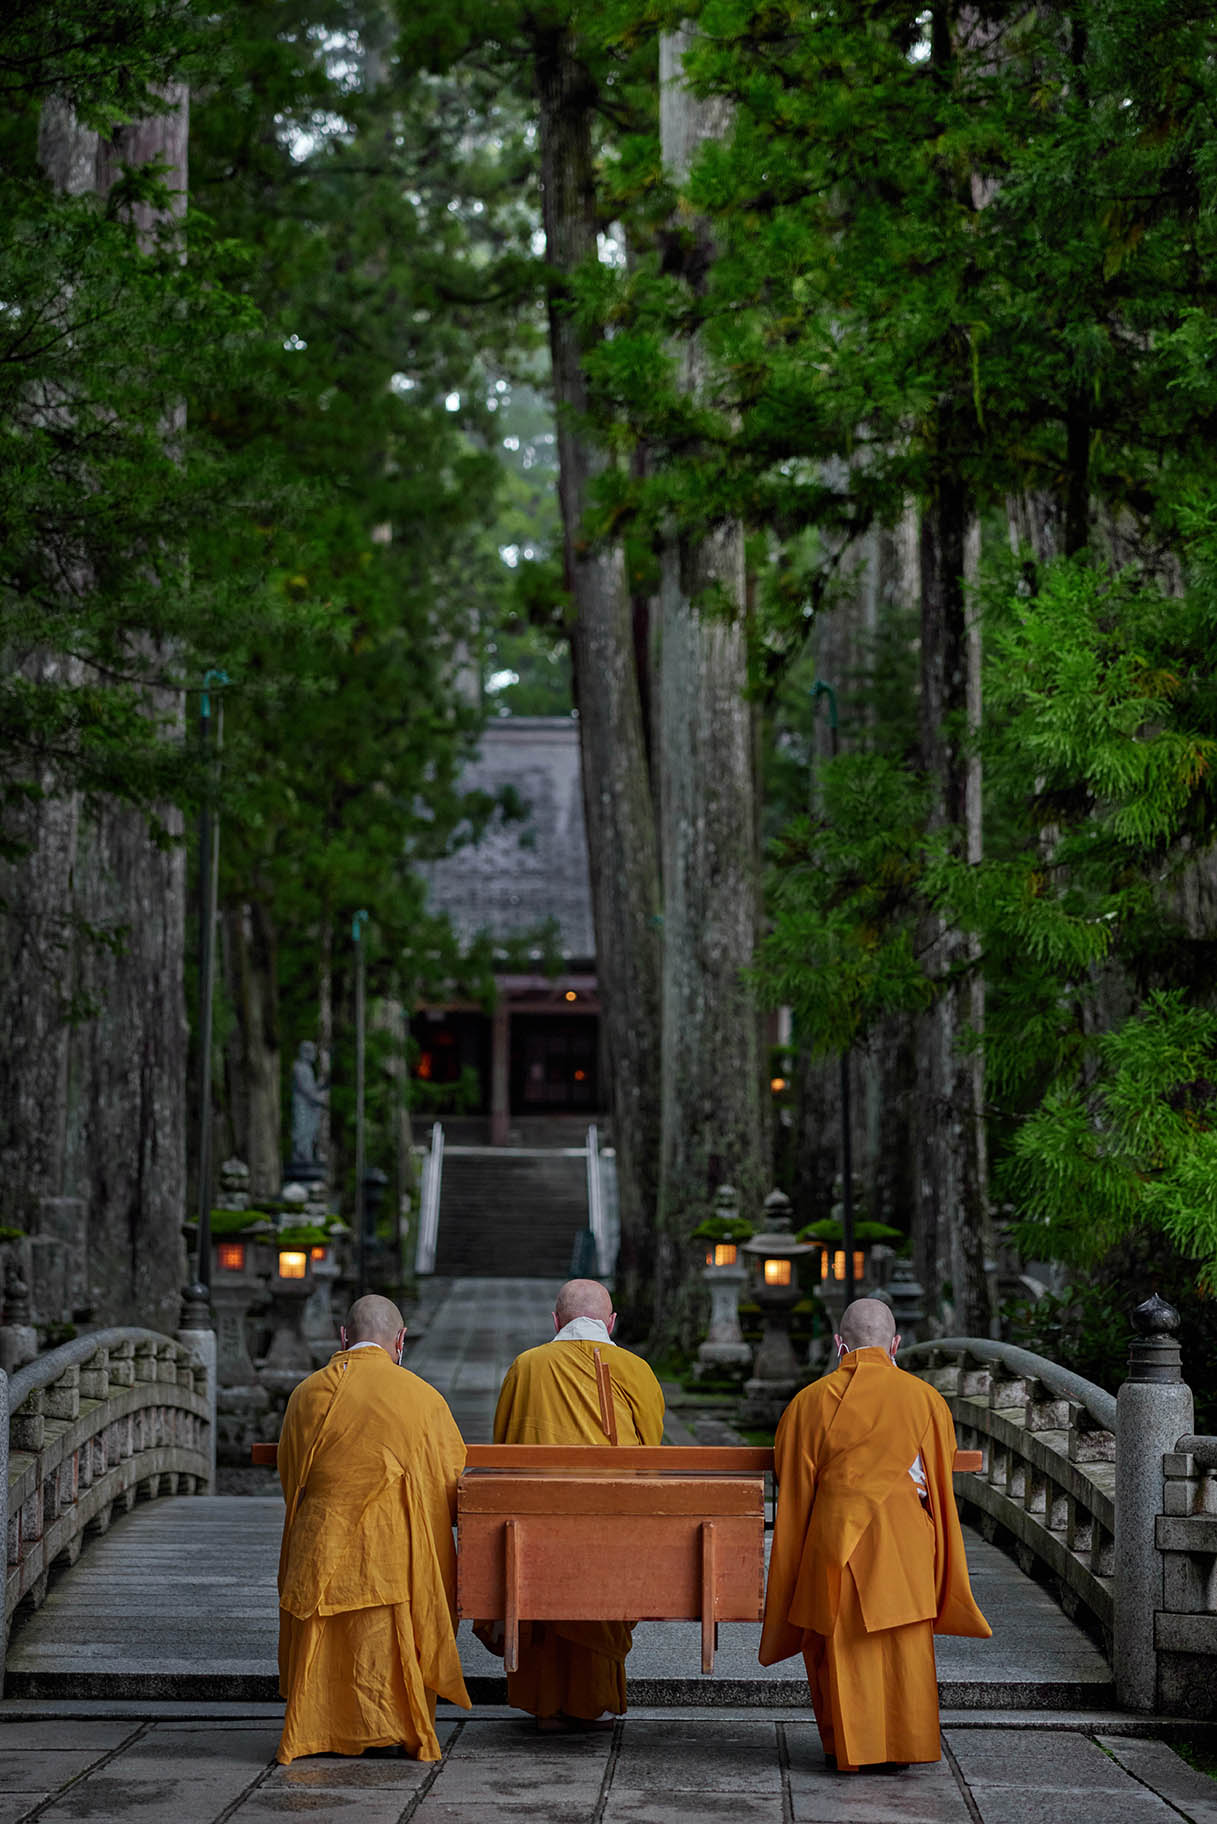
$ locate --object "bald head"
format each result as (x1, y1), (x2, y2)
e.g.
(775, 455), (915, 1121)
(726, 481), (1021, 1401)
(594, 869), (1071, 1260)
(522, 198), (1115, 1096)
(344, 1294), (405, 1352)
(553, 1279), (613, 1328)
(838, 1297), (897, 1354)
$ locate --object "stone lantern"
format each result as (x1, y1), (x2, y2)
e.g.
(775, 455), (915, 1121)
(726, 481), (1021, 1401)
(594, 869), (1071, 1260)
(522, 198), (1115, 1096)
(261, 1222), (317, 1387)
(739, 1189), (815, 1427)
(694, 1186), (752, 1378)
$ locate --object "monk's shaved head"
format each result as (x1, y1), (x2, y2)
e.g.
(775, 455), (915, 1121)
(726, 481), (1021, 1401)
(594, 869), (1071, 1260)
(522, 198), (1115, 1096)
(554, 1279), (613, 1327)
(838, 1297), (897, 1352)
(345, 1293), (405, 1349)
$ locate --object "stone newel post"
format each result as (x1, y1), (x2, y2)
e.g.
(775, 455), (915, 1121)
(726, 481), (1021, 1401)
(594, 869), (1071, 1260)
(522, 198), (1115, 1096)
(178, 1282), (217, 1494)
(1114, 1293), (1193, 1711)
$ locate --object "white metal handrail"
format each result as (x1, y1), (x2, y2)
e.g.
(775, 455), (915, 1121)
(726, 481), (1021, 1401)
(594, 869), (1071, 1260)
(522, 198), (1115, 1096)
(586, 1123), (607, 1275)
(415, 1121), (444, 1275)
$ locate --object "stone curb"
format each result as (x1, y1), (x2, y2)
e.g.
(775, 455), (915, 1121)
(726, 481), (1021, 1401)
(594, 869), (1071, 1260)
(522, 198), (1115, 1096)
(2, 1670), (1117, 1708)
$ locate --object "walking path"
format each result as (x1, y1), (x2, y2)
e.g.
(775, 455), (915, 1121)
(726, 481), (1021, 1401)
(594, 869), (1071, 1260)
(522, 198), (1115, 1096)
(1, 1708), (1215, 1822)
(3, 1277), (1212, 1821)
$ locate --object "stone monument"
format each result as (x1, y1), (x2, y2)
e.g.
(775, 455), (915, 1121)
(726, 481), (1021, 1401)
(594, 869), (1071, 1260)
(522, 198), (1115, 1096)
(289, 1040), (328, 1178)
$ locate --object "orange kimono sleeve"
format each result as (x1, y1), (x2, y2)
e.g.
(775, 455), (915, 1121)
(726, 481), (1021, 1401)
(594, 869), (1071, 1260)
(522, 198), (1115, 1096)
(758, 1396), (819, 1666)
(923, 1395), (991, 1639)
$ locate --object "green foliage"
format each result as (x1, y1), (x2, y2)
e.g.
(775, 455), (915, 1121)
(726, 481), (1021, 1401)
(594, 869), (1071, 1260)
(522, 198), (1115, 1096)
(690, 1213), (753, 1244)
(755, 756), (932, 1055)
(276, 1224), (332, 1248)
(798, 1219), (902, 1246)
(1004, 1228), (1217, 1430)
(1010, 993), (1217, 1288)
(208, 1209), (275, 1236)
(0, 1), (280, 864)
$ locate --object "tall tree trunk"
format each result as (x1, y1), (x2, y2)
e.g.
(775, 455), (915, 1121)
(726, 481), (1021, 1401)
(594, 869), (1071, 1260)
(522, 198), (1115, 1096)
(794, 521), (918, 1238)
(532, 21), (663, 1337)
(653, 28), (764, 1349)
(914, 453), (995, 1335)
(0, 90), (191, 1334)
(221, 896), (281, 1201)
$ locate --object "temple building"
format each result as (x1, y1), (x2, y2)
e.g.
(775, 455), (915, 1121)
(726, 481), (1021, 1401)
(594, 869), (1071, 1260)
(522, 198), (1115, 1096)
(415, 716), (602, 1145)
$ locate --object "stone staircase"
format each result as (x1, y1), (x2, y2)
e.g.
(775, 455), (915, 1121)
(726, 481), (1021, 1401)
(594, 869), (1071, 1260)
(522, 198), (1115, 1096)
(433, 1147), (590, 1276)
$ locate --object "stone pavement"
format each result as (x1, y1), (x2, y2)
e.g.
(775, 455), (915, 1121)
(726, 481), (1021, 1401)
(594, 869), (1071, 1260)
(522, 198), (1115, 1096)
(402, 1275), (567, 1442)
(1, 1707), (1216, 1823)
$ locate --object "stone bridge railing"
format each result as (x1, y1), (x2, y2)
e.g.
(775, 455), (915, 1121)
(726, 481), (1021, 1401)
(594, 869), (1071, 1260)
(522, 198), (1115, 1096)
(1159, 1433), (1217, 1716)
(2, 1323), (213, 1690)
(906, 1300), (1217, 1718)
(903, 1336), (1117, 1649)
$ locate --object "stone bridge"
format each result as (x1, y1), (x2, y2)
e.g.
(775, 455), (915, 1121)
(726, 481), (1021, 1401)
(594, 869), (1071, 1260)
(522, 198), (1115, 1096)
(2, 1282), (1214, 1722)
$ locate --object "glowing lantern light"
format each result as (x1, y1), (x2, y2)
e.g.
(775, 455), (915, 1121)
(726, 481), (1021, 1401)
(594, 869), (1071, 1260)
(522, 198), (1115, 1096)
(278, 1250), (308, 1280)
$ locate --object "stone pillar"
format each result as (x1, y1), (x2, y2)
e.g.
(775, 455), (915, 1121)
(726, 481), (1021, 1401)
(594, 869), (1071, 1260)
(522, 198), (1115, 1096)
(1114, 1293), (1194, 1712)
(178, 1282), (217, 1493)
(696, 1258), (751, 1375)
(490, 1004), (510, 1146)
(0, 1264), (37, 1376)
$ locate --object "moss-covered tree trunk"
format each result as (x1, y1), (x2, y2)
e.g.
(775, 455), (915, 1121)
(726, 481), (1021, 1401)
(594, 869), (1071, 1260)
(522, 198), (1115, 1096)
(221, 896), (281, 1202)
(652, 28), (764, 1351)
(532, 21), (663, 1336)
(915, 456), (996, 1335)
(0, 91), (191, 1334)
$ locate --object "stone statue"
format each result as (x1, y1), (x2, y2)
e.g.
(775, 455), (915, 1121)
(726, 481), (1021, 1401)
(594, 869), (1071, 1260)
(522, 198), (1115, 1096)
(290, 1041), (328, 1164)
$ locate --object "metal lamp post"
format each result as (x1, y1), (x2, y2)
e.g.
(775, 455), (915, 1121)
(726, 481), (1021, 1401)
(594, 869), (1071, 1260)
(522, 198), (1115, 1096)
(352, 908), (369, 1290)
(195, 667), (229, 1297)
(810, 677), (856, 1307)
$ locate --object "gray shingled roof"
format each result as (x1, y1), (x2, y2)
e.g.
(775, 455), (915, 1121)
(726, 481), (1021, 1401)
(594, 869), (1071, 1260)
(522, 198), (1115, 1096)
(422, 717), (596, 963)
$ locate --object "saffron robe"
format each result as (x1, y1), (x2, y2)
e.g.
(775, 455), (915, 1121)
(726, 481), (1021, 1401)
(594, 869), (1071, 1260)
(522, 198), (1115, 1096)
(759, 1347), (990, 1771)
(276, 1346), (471, 1763)
(491, 1337), (665, 1720)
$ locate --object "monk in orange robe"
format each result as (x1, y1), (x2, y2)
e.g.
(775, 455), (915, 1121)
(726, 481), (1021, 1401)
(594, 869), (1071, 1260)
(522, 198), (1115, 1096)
(276, 1294), (471, 1764)
(489, 1278), (665, 1729)
(760, 1297), (990, 1772)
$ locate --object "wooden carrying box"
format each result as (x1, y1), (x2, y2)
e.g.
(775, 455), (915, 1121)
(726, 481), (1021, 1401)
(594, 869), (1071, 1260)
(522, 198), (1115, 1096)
(457, 1444), (771, 1675)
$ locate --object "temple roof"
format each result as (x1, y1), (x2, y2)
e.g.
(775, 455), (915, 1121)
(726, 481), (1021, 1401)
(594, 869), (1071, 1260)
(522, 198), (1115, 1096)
(422, 716), (595, 965)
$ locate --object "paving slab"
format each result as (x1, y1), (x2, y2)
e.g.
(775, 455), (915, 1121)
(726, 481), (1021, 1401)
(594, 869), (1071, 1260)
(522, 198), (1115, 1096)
(0, 1713), (1209, 1824)
(410, 1803), (594, 1823)
(964, 1793), (1182, 1824)
(227, 1791), (410, 1822)
(948, 1726), (1149, 1790)
(604, 1793), (783, 1823)
(1099, 1738), (1217, 1824)
(613, 1720), (781, 1791)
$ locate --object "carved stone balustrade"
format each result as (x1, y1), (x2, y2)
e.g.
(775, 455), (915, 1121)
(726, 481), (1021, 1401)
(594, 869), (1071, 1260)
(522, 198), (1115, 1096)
(902, 1338), (1117, 1651)
(2, 1326), (212, 1682)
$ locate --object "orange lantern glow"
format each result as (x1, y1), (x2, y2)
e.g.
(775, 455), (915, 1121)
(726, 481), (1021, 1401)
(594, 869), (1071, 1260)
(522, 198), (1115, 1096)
(278, 1250), (307, 1280)
(309, 1245), (327, 1261)
(821, 1248), (866, 1282)
(217, 1241), (245, 1272)
(713, 1243), (738, 1267)
(763, 1258), (792, 1287)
